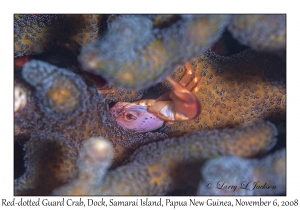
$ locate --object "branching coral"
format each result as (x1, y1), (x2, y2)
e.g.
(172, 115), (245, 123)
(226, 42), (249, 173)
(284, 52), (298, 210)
(84, 70), (145, 103)
(15, 60), (168, 195)
(228, 15), (286, 55)
(156, 49), (286, 137)
(53, 137), (113, 195)
(22, 60), (89, 115)
(15, 60), (92, 145)
(15, 133), (78, 195)
(53, 121), (277, 195)
(14, 14), (103, 58)
(79, 15), (230, 89)
(14, 14), (286, 196)
(197, 148), (286, 195)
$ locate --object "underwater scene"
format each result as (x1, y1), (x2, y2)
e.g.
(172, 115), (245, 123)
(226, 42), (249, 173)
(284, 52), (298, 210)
(14, 14), (286, 195)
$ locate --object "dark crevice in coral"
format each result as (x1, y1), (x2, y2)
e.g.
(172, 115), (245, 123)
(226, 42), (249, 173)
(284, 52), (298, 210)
(165, 160), (206, 195)
(33, 45), (81, 70)
(151, 15), (181, 29)
(141, 85), (162, 100)
(263, 53), (286, 84)
(108, 102), (117, 109)
(98, 15), (110, 37)
(85, 71), (109, 90)
(14, 143), (26, 179)
(211, 30), (249, 56)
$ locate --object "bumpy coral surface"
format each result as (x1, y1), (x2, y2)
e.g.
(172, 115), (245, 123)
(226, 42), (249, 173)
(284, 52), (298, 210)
(54, 121), (277, 195)
(53, 137), (113, 195)
(197, 156), (255, 195)
(228, 15), (286, 55)
(14, 14), (103, 58)
(14, 14), (286, 196)
(79, 15), (230, 89)
(22, 60), (88, 115)
(15, 59), (167, 195)
(157, 49), (286, 137)
(250, 148), (286, 195)
(15, 133), (78, 195)
(197, 148), (286, 195)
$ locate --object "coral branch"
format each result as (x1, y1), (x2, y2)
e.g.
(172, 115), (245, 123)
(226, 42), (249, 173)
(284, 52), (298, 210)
(53, 137), (113, 195)
(15, 60), (167, 179)
(79, 15), (230, 89)
(228, 15), (286, 55)
(197, 148), (286, 195)
(15, 133), (78, 195)
(14, 14), (103, 57)
(54, 121), (277, 195)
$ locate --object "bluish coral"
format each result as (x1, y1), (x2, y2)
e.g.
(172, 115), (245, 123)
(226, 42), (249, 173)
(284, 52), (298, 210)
(53, 137), (113, 195)
(54, 121), (278, 195)
(250, 148), (286, 195)
(197, 156), (254, 195)
(22, 60), (89, 116)
(79, 15), (230, 89)
(228, 15), (286, 55)
(197, 148), (286, 195)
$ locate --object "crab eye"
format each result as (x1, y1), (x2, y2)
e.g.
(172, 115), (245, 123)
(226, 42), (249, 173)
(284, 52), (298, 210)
(125, 113), (137, 120)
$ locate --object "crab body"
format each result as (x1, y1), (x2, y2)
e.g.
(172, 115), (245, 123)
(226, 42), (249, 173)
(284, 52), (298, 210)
(110, 61), (203, 132)
(110, 102), (164, 132)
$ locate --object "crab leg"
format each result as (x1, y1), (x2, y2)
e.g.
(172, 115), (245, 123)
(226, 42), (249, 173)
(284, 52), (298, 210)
(151, 61), (202, 121)
(169, 61), (202, 120)
(178, 60), (194, 87)
(167, 77), (201, 120)
(156, 61), (197, 102)
(185, 62), (201, 91)
(192, 77), (202, 93)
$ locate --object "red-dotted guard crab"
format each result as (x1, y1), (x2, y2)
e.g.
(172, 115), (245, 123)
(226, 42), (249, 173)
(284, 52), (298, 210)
(110, 62), (202, 132)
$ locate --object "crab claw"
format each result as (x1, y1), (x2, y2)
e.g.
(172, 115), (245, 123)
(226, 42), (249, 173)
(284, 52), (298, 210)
(166, 77), (201, 120)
